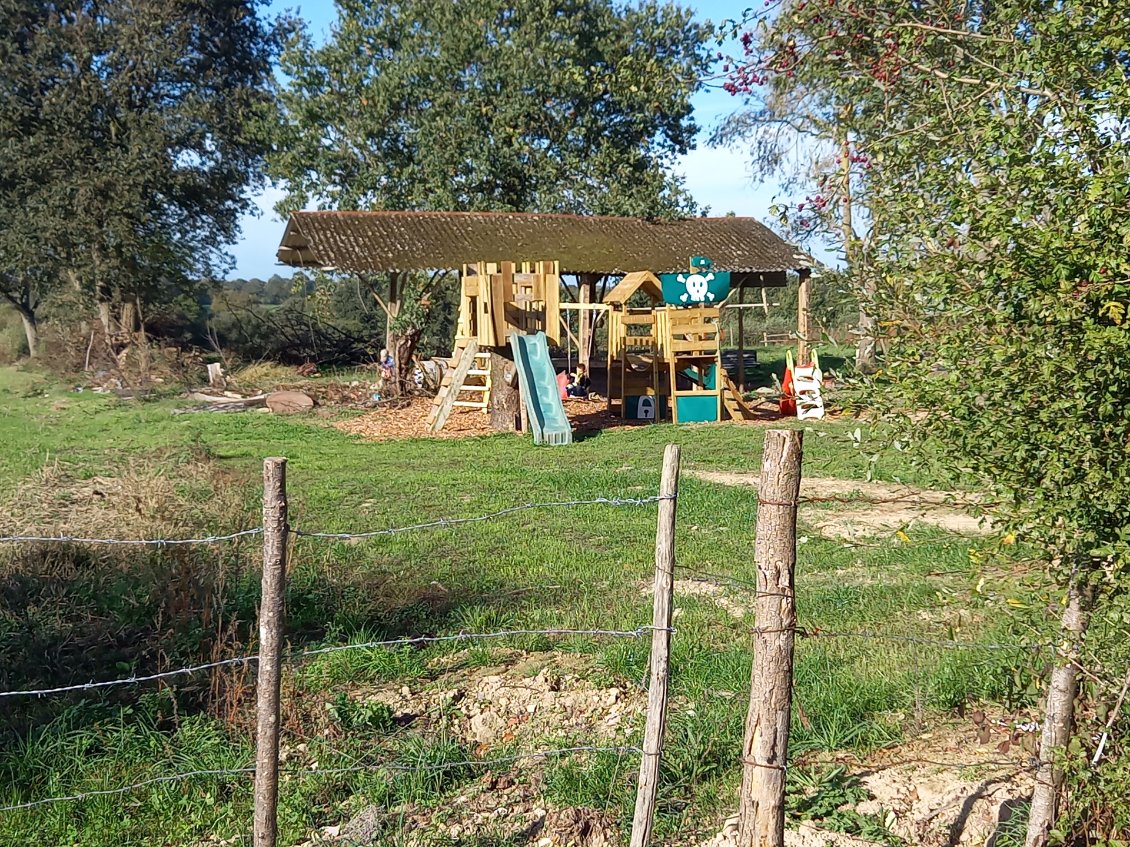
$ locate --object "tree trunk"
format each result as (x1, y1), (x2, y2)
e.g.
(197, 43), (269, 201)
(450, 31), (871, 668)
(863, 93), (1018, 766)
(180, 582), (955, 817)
(797, 270), (812, 365)
(1025, 577), (1094, 847)
(488, 347), (521, 432)
(98, 300), (116, 340)
(385, 272), (401, 353)
(14, 305), (38, 359)
(134, 298), (150, 383)
(855, 303), (877, 373)
(120, 299), (139, 334)
(390, 325), (422, 393)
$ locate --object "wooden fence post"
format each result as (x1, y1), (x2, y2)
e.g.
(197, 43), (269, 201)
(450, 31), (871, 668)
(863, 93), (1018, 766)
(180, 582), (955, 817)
(629, 444), (681, 847)
(738, 430), (803, 847)
(255, 458), (288, 847)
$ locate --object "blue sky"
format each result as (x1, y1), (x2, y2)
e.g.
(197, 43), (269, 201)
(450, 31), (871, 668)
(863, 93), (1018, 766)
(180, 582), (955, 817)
(229, 0), (781, 279)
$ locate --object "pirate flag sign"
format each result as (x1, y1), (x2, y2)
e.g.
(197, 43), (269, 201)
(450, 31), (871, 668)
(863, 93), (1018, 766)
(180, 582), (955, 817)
(659, 256), (731, 306)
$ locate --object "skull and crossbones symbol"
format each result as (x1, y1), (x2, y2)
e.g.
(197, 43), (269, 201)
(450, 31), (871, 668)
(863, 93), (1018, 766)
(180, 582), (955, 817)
(677, 271), (715, 303)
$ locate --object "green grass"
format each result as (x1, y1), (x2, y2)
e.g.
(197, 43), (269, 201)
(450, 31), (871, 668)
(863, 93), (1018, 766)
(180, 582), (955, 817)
(726, 343), (852, 392)
(0, 365), (1046, 846)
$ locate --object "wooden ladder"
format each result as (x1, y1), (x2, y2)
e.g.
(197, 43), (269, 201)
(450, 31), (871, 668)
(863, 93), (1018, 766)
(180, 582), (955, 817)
(721, 372), (758, 421)
(453, 352), (491, 412)
(426, 339), (482, 433)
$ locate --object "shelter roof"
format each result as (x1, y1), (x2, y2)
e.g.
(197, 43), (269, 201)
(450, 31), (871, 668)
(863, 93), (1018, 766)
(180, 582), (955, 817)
(276, 211), (811, 275)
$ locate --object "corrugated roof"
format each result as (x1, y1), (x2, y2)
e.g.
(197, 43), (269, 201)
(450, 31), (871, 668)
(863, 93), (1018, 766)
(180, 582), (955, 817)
(276, 211), (811, 275)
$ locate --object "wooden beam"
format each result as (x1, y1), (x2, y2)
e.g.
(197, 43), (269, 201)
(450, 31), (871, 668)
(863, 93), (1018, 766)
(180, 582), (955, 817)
(629, 445), (680, 847)
(796, 269), (812, 365)
(737, 283), (746, 392)
(738, 430), (802, 847)
(557, 301), (611, 312)
(560, 315), (581, 350)
(543, 261), (561, 346)
(578, 281), (591, 370)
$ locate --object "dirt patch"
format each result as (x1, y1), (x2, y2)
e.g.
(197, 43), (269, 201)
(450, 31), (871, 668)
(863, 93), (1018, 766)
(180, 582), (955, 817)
(698, 720), (1034, 847)
(313, 789), (619, 847)
(299, 651), (639, 846)
(334, 398), (496, 441)
(333, 396), (651, 442)
(689, 471), (991, 540)
(699, 818), (881, 847)
(851, 720), (1036, 846)
(357, 650), (644, 750)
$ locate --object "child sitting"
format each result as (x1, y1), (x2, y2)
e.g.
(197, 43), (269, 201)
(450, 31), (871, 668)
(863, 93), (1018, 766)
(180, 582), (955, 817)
(566, 364), (591, 398)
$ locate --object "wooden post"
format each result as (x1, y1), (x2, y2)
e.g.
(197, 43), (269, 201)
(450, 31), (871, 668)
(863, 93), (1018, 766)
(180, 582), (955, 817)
(737, 283), (746, 392)
(578, 281), (591, 371)
(738, 430), (803, 847)
(629, 444), (680, 847)
(796, 270), (811, 366)
(255, 458), (288, 847)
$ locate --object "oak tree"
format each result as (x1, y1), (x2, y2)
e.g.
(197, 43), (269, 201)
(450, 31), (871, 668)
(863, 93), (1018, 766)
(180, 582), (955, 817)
(0, 0), (287, 358)
(269, 0), (712, 395)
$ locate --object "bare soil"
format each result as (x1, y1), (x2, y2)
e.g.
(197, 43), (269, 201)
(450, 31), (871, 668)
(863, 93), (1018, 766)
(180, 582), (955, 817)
(689, 471), (992, 540)
(333, 396), (648, 442)
(358, 649), (645, 750)
(699, 720), (1035, 847)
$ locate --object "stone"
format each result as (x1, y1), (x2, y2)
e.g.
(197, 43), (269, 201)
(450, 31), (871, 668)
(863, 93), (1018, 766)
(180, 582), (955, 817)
(469, 710), (503, 743)
(266, 390), (315, 414)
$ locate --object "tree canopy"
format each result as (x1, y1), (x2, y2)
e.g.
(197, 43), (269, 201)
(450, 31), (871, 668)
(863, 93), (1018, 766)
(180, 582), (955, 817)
(270, 0), (712, 218)
(0, 0), (287, 354)
(721, 2), (1130, 842)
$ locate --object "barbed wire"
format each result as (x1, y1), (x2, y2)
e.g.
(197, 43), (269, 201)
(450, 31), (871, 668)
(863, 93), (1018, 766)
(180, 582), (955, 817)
(0, 767), (257, 812)
(797, 628), (1051, 652)
(0, 528), (262, 546)
(296, 625), (664, 660)
(291, 495), (672, 540)
(0, 741), (1041, 816)
(0, 654), (257, 699)
(0, 626), (666, 700)
(701, 619), (1052, 653)
(0, 745), (640, 814)
(672, 566), (795, 600)
(301, 745), (641, 777)
(0, 494), (671, 549)
(794, 493), (993, 509)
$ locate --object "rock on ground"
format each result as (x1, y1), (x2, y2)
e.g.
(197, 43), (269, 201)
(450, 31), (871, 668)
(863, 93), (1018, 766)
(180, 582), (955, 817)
(266, 390), (315, 414)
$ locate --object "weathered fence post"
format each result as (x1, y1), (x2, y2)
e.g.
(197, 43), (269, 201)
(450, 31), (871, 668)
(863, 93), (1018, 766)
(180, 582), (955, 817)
(255, 458), (288, 847)
(738, 430), (803, 847)
(629, 444), (680, 847)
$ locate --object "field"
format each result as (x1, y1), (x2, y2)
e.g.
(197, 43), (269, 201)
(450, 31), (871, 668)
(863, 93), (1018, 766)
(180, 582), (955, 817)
(0, 366), (1053, 847)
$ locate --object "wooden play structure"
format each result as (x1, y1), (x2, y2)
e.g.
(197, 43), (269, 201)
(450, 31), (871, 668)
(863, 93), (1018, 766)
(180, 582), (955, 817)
(275, 210), (818, 436)
(604, 271), (758, 423)
(428, 260), (562, 434)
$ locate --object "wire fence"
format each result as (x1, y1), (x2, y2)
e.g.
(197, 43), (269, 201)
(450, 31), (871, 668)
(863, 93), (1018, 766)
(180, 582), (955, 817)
(0, 472), (677, 846)
(0, 445), (1100, 847)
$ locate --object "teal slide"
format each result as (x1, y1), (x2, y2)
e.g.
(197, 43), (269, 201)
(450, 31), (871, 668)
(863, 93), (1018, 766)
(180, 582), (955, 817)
(510, 331), (573, 445)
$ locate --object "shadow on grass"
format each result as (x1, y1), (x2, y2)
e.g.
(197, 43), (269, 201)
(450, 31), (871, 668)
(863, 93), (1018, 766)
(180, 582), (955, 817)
(0, 540), (536, 735)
